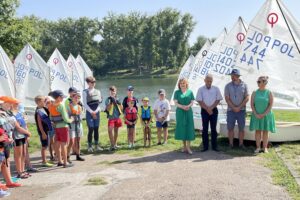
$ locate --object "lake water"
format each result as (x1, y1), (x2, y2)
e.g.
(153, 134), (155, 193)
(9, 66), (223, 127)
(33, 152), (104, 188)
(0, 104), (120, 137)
(96, 77), (177, 107)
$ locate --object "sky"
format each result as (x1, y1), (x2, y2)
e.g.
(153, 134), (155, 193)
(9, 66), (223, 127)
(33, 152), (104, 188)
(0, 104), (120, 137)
(17, 0), (300, 45)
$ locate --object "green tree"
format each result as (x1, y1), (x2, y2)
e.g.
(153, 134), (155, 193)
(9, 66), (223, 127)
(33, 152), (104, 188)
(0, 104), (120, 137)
(189, 35), (207, 56)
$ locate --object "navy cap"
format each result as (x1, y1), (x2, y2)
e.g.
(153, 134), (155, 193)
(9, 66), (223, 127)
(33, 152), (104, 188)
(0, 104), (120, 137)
(68, 86), (78, 93)
(158, 89), (166, 95)
(229, 69), (241, 76)
(50, 90), (67, 99)
(127, 85), (134, 91)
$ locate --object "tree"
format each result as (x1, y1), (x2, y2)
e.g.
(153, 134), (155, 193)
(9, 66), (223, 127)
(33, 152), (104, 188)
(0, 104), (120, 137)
(189, 35), (207, 56)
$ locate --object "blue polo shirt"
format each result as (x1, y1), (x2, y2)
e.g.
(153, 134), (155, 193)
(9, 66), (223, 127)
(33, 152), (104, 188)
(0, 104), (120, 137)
(224, 80), (249, 111)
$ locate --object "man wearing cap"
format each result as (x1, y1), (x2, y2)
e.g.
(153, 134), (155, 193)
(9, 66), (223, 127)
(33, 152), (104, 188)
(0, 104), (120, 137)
(224, 69), (249, 149)
(82, 76), (102, 152)
(122, 86), (138, 144)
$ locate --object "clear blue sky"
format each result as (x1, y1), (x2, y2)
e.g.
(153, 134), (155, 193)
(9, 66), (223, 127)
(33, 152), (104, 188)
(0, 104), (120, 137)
(17, 0), (300, 45)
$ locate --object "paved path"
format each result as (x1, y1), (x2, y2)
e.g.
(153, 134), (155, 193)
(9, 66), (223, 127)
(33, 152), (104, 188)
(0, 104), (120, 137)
(6, 150), (290, 200)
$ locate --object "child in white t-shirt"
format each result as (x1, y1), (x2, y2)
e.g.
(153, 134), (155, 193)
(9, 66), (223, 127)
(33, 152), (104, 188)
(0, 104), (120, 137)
(153, 89), (171, 145)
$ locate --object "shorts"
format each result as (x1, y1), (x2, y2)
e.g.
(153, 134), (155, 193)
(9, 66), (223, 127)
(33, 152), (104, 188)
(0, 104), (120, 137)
(39, 133), (48, 148)
(108, 118), (122, 128)
(0, 152), (5, 162)
(69, 123), (83, 138)
(156, 121), (168, 128)
(55, 127), (69, 143)
(48, 130), (55, 138)
(227, 110), (246, 132)
(14, 138), (26, 146)
(126, 120), (136, 129)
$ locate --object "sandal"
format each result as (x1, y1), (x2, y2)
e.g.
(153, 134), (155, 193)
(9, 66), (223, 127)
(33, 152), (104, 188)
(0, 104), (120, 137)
(17, 173), (29, 179)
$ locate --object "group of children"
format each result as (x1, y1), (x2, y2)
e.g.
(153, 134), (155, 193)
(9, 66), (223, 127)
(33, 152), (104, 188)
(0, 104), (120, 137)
(105, 85), (171, 149)
(0, 77), (171, 198)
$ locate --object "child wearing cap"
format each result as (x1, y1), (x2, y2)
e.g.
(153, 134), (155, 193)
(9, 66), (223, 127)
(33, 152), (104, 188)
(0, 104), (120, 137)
(139, 97), (152, 147)
(122, 86), (138, 145)
(48, 90), (74, 168)
(66, 91), (85, 161)
(105, 86), (123, 151)
(124, 98), (138, 148)
(34, 95), (55, 167)
(153, 89), (171, 145)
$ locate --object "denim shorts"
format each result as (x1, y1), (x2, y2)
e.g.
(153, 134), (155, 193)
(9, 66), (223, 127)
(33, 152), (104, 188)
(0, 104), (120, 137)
(156, 121), (168, 128)
(227, 110), (246, 132)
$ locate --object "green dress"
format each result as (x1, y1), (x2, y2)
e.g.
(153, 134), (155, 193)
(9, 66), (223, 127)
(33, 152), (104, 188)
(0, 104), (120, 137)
(249, 89), (276, 133)
(174, 89), (195, 141)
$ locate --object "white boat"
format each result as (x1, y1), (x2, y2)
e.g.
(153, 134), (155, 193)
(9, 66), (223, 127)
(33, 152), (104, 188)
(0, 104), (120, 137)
(219, 0), (300, 141)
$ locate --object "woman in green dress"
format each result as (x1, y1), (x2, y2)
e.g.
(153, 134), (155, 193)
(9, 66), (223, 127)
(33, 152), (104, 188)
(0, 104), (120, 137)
(250, 76), (276, 153)
(174, 78), (195, 155)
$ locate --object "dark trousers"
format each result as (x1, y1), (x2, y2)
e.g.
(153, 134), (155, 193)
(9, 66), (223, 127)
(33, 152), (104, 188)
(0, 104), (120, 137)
(201, 107), (218, 150)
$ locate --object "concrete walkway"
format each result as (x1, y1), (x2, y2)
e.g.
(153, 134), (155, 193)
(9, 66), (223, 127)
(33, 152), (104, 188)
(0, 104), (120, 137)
(6, 150), (290, 200)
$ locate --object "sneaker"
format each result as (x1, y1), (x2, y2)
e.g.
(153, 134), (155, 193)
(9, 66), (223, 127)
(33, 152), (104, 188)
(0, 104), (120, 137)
(76, 155), (85, 161)
(157, 142), (162, 145)
(0, 184), (8, 191)
(239, 144), (246, 150)
(57, 162), (64, 167)
(95, 145), (103, 151)
(63, 163), (74, 168)
(254, 148), (261, 154)
(162, 141), (167, 145)
(6, 182), (22, 188)
(263, 148), (269, 153)
(11, 177), (21, 183)
(67, 157), (73, 164)
(42, 162), (54, 167)
(0, 190), (10, 197)
(87, 147), (94, 153)
(26, 167), (38, 173)
(109, 146), (115, 151)
(114, 145), (120, 149)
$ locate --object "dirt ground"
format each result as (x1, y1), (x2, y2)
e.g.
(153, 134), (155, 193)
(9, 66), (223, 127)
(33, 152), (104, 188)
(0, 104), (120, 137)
(5, 150), (290, 200)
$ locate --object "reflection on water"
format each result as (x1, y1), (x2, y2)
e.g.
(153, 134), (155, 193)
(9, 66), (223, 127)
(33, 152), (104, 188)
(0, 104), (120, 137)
(96, 77), (177, 107)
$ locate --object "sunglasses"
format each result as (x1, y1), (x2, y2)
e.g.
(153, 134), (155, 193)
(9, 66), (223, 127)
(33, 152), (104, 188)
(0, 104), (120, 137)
(257, 80), (265, 84)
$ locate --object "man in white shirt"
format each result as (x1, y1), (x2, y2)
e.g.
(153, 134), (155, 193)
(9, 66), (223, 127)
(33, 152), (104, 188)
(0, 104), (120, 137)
(196, 74), (223, 152)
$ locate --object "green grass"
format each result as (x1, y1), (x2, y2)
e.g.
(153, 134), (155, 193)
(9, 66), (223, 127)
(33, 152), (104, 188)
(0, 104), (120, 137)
(261, 149), (300, 200)
(277, 142), (300, 176)
(273, 110), (300, 122)
(86, 177), (108, 186)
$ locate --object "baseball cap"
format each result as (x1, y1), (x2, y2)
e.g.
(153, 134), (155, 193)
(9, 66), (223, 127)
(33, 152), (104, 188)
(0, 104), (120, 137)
(127, 86), (134, 91)
(127, 97), (135, 103)
(142, 97), (149, 101)
(229, 69), (241, 76)
(68, 86), (79, 93)
(0, 96), (20, 104)
(158, 89), (166, 95)
(50, 90), (67, 99)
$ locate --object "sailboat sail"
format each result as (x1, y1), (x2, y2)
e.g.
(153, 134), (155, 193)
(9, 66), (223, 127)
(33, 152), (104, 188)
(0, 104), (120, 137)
(170, 55), (195, 104)
(189, 29), (227, 96)
(235, 0), (300, 110)
(0, 46), (15, 97)
(205, 17), (248, 97)
(47, 49), (71, 92)
(14, 44), (50, 106)
(67, 54), (84, 92)
(76, 55), (93, 77)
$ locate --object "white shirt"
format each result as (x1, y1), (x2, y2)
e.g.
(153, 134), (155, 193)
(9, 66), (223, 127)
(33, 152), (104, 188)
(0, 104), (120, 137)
(153, 98), (171, 121)
(196, 85), (223, 107)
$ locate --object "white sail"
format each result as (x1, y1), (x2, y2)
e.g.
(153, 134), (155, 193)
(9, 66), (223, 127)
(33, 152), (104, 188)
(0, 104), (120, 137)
(0, 46), (15, 97)
(205, 17), (248, 99)
(189, 29), (227, 96)
(66, 54), (84, 92)
(14, 44), (50, 106)
(47, 49), (71, 92)
(235, 0), (300, 110)
(170, 54), (195, 105)
(76, 55), (93, 77)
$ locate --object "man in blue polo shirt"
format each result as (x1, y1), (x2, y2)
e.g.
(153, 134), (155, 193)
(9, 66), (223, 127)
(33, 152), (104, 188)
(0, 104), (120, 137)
(224, 69), (249, 149)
